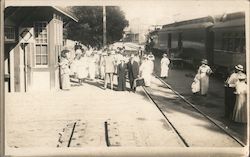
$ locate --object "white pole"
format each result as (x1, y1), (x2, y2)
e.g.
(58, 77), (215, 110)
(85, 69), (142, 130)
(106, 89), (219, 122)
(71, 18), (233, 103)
(0, 0), (5, 156)
(103, 6), (107, 47)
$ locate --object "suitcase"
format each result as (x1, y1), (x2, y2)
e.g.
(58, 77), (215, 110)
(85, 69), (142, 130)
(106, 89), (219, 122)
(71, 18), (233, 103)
(135, 78), (145, 86)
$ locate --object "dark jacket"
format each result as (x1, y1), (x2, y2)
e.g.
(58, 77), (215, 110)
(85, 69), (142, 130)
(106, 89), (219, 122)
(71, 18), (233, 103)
(127, 60), (139, 80)
(117, 62), (127, 77)
(117, 63), (127, 91)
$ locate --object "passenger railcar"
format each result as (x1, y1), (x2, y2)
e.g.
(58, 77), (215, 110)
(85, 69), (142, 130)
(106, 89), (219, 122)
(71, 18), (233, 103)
(212, 12), (245, 74)
(149, 12), (246, 74)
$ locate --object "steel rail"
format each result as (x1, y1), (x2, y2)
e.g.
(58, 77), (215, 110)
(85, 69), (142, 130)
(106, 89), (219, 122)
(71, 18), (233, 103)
(67, 122), (77, 147)
(104, 121), (111, 147)
(153, 73), (245, 147)
(141, 86), (189, 147)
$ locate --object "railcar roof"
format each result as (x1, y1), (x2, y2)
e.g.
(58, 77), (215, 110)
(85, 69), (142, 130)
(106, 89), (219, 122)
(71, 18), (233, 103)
(160, 22), (213, 32)
(212, 18), (245, 29)
(162, 16), (214, 29)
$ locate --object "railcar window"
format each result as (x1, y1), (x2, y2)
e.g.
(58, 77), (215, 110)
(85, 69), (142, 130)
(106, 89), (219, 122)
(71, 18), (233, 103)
(221, 32), (245, 53)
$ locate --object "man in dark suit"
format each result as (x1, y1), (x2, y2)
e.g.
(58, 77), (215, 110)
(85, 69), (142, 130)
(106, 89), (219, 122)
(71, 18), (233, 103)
(127, 54), (139, 92)
(117, 57), (127, 91)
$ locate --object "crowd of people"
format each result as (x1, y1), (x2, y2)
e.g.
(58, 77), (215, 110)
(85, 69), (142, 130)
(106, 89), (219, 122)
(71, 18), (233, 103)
(59, 45), (247, 123)
(59, 44), (158, 93)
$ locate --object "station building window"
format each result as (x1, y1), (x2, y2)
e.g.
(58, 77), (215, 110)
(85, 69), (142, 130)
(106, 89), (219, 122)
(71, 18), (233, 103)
(4, 26), (16, 42)
(34, 22), (48, 66)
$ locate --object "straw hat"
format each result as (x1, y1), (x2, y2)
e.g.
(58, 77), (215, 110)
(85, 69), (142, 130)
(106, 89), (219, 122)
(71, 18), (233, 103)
(235, 64), (244, 71)
(201, 59), (208, 64)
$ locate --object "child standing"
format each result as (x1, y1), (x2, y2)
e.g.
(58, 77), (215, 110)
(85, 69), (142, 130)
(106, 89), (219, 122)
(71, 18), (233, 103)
(59, 50), (71, 90)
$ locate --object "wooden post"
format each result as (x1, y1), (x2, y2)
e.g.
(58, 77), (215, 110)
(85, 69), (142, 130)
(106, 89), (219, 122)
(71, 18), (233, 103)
(103, 6), (106, 47)
(0, 0), (5, 156)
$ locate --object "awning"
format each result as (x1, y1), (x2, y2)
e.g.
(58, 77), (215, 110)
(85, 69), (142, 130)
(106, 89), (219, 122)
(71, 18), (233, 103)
(52, 6), (78, 22)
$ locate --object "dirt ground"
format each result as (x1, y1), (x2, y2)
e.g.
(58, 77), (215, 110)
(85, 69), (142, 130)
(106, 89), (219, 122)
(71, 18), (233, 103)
(153, 56), (247, 144)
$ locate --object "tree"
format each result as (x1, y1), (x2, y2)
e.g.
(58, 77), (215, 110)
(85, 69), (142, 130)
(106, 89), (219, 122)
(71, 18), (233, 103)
(66, 6), (129, 48)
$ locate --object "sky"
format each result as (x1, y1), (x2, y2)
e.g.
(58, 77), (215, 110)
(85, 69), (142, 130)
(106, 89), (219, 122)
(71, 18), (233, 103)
(120, 0), (248, 29)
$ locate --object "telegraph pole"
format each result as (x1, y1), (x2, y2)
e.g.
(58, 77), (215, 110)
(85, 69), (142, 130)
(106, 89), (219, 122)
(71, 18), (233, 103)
(0, 0), (5, 156)
(103, 6), (107, 47)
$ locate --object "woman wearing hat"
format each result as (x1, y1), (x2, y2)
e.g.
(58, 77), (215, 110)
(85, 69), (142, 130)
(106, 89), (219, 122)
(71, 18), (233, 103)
(225, 64), (246, 119)
(139, 55), (152, 87)
(59, 49), (71, 90)
(160, 54), (170, 79)
(232, 73), (247, 123)
(197, 59), (212, 96)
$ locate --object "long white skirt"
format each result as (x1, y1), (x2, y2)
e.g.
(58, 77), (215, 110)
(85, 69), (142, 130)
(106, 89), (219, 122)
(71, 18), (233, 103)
(161, 65), (169, 77)
(200, 74), (209, 95)
(89, 63), (96, 79)
(77, 66), (88, 79)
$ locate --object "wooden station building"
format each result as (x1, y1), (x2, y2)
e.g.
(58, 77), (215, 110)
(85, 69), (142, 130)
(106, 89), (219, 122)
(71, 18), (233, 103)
(4, 6), (78, 92)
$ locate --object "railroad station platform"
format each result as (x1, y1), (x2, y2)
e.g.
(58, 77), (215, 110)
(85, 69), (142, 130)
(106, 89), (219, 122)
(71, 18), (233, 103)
(5, 78), (185, 148)
(5, 72), (245, 152)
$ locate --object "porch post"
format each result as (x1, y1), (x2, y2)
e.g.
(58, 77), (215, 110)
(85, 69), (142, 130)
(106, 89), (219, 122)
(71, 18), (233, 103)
(0, 0), (5, 156)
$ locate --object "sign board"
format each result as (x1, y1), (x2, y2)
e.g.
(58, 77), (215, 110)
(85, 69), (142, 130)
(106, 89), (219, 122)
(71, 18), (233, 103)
(19, 27), (34, 43)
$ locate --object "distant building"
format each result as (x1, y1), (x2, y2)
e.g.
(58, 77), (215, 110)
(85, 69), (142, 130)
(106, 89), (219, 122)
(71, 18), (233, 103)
(122, 18), (149, 44)
(4, 6), (78, 92)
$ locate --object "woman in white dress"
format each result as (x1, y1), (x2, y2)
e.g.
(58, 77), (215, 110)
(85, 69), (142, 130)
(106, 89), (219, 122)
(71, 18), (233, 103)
(139, 56), (152, 87)
(88, 52), (96, 81)
(160, 53), (170, 78)
(197, 59), (212, 96)
(232, 74), (247, 123)
(77, 53), (88, 85)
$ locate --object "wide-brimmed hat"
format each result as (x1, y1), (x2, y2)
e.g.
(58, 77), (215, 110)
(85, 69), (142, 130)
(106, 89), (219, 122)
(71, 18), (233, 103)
(238, 73), (246, 80)
(235, 64), (244, 71)
(201, 59), (208, 64)
(75, 49), (82, 55)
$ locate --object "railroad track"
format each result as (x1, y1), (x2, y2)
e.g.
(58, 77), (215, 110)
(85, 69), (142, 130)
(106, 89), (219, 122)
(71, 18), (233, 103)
(141, 74), (245, 147)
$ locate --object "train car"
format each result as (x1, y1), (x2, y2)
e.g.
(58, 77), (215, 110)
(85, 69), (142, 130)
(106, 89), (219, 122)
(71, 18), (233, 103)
(150, 12), (246, 74)
(211, 12), (245, 74)
(156, 16), (215, 68)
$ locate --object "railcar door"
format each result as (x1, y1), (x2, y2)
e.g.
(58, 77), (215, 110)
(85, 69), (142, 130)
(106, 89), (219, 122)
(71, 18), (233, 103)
(206, 30), (214, 66)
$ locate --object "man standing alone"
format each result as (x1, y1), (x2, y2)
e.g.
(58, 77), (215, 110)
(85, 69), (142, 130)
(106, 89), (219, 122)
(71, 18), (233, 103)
(103, 49), (115, 90)
(127, 54), (139, 92)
